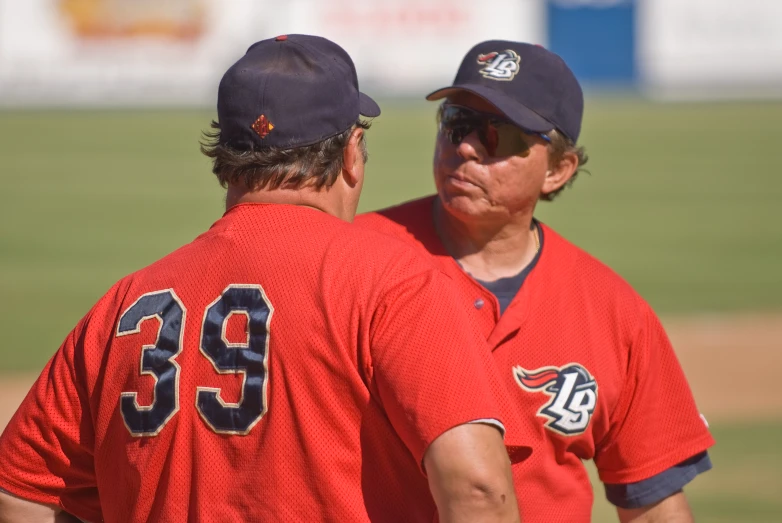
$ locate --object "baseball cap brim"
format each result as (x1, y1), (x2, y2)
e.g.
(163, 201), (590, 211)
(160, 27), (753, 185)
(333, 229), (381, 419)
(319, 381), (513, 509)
(359, 92), (381, 117)
(426, 84), (554, 134)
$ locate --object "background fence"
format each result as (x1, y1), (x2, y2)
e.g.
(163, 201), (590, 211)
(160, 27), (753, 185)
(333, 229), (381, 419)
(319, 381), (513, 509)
(2, 0), (782, 105)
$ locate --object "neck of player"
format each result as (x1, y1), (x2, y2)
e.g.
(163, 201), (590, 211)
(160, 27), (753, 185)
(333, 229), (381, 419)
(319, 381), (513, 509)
(224, 182), (359, 222)
(434, 197), (539, 282)
(224, 130), (365, 223)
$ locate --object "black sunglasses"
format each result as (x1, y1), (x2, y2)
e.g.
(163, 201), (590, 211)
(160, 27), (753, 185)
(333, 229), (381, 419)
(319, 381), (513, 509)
(437, 104), (551, 157)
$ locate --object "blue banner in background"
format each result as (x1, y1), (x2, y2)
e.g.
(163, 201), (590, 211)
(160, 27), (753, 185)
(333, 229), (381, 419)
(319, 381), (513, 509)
(546, 0), (636, 86)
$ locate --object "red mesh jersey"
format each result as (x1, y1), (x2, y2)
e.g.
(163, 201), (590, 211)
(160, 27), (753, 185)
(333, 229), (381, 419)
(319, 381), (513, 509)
(0, 203), (530, 523)
(356, 196), (715, 523)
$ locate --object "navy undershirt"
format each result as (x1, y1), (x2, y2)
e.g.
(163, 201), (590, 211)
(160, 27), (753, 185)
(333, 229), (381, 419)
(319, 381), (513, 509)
(605, 452), (712, 509)
(471, 222), (711, 508)
(473, 221), (544, 315)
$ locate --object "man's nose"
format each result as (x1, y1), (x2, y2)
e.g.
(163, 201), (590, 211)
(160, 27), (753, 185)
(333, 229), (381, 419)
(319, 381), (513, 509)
(456, 130), (485, 162)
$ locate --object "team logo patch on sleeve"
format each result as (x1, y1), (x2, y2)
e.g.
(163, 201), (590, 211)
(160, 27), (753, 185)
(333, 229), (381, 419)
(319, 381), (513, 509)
(513, 363), (598, 436)
(476, 50), (521, 81)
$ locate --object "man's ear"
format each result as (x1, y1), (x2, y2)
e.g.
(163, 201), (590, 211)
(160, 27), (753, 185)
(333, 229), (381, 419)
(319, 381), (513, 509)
(341, 127), (365, 188)
(541, 151), (578, 196)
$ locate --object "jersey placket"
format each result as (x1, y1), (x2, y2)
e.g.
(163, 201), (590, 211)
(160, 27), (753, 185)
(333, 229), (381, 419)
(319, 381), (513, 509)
(440, 258), (502, 335)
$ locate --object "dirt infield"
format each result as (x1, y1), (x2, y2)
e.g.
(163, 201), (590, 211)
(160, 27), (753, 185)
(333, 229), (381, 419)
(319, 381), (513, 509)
(1, 312), (781, 431)
(663, 312), (782, 422)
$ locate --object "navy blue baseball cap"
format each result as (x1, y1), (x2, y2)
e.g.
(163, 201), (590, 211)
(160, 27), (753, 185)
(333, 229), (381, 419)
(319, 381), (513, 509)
(217, 34), (380, 150)
(427, 41), (584, 143)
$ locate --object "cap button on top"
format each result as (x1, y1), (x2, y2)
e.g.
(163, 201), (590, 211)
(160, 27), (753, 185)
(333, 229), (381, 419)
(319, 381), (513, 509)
(474, 298), (484, 310)
(275, 35), (288, 41)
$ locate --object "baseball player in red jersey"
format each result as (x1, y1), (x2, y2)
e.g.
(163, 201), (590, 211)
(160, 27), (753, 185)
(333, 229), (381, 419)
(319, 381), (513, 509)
(356, 41), (715, 522)
(0, 35), (529, 523)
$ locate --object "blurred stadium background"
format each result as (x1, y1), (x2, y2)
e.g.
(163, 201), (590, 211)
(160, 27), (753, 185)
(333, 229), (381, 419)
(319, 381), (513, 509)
(1, 0), (780, 521)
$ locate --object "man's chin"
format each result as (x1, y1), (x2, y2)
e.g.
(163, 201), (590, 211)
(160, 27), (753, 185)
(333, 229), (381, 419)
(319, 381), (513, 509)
(439, 193), (496, 222)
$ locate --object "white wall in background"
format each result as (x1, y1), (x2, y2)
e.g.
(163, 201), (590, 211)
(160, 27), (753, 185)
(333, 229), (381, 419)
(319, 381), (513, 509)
(638, 0), (782, 99)
(0, 0), (544, 106)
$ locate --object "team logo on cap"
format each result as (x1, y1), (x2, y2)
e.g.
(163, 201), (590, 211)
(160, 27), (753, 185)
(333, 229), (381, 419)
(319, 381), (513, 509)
(477, 50), (521, 81)
(252, 114), (274, 139)
(513, 363), (598, 436)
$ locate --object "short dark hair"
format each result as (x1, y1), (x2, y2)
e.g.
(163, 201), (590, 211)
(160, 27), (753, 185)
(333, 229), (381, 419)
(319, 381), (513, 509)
(540, 129), (589, 202)
(200, 119), (371, 191)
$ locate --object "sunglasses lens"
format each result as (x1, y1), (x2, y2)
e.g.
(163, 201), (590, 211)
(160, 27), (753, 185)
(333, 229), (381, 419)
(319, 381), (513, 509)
(439, 105), (531, 157)
(492, 124), (531, 157)
(438, 105), (473, 126)
(481, 125), (499, 156)
(444, 125), (471, 146)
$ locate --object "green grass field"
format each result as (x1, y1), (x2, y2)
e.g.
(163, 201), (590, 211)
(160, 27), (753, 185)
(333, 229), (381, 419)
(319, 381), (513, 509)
(1, 100), (781, 521)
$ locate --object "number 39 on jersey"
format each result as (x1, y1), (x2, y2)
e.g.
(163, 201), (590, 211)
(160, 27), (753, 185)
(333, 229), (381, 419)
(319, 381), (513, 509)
(116, 285), (273, 437)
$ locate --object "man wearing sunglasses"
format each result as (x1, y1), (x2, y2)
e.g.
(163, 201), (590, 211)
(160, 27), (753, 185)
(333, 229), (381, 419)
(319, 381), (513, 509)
(356, 41), (714, 522)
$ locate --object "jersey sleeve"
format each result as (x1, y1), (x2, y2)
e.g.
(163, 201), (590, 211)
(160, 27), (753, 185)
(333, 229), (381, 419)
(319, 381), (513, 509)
(594, 302), (715, 484)
(367, 259), (528, 468)
(0, 315), (102, 522)
(604, 451), (713, 508)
